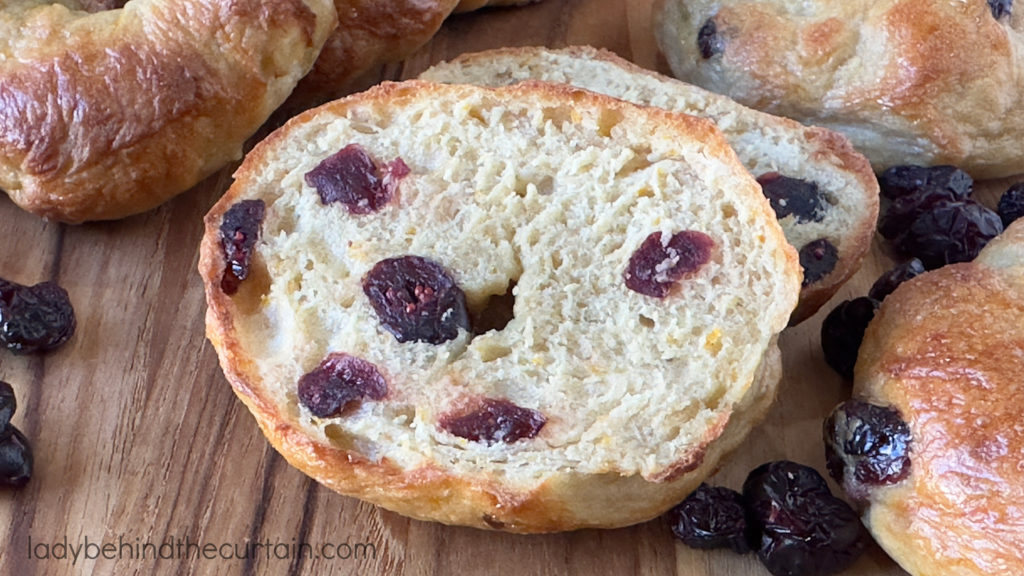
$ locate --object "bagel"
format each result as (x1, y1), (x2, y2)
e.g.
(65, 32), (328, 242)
(420, 45), (879, 323)
(825, 219), (1024, 574)
(287, 0), (459, 110)
(654, 0), (1024, 178)
(288, 0), (547, 110)
(198, 80), (801, 531)
(0, 0), (336, 223)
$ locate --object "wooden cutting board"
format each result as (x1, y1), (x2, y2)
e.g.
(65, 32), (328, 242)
(0, 1), (1010, 574)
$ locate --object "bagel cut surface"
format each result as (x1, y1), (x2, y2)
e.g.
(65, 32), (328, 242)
(199, 80), (800, 531)
(420, 45), (879, 324)
(0, 0), (336, 222)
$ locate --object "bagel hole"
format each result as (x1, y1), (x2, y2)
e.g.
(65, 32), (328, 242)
(470, 280), (516, 336)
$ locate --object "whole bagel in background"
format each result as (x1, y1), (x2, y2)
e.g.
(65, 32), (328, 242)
(654, 0), (1024, 178)
(0, 0), (336, 223)
(288, 0), (547, 111)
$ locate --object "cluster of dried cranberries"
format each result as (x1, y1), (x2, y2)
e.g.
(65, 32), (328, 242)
(668, 461), (869, 576)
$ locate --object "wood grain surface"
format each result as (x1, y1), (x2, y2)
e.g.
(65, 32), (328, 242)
(0, 1), (1010, 574)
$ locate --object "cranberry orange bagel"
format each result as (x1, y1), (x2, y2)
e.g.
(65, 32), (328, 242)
(825, 219), (1024, 574)
(289, 0), (548, 109)
(421, 46), (879, 323)
(0, 0), (336, 222)
(199, 80), (801, 531)
(288, 0), (460, 109)
(655, 0), (1024, 178)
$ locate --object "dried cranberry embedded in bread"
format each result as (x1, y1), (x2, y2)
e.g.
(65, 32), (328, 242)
(624, 231), (714, 298)
(0, 426), (32, 488)
(820, 297), (879, 381)
(363, 256), (470, 344)
(743, 461), (867, 576)
(697, 19), (724, 59)
(304, 144), (409, 214)
(868, 258), (925, 301)
(798, 239), (838, 287)
(756, 173), (826, 223)
(669, 483), (752, 554)
(989, 0), (1013, 19)
(219, 199), (266, 295)
(0, 280), (76, 354)
(440, 398), (546, 444)
(998, 183), (1024, 227)
(0, 381), (15, 428)
(297, 353), (387, 418)
(824, 400), (911, 502)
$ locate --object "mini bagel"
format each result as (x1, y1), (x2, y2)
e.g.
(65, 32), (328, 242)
(0, 0), (336, 222)
(199, 80), (801, 531)
(655, 0), (1024, 178)
(826, 220), (1024, 575)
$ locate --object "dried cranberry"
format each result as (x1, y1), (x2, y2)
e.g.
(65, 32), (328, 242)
(0, 426), (32, 488)
(757, 173), (826, 223)
(0, 280), (76, 354)
(697, 18), (724, 59)
(669, 483), (752, 554)
(219, 199), (265, 295)
(0, 381), (14, 428)
(877, 187), (956, 241)
(824, 400), (912, 502)
(304, 144), (408, 214)
(743, 461), (867, 576)
(868, 258), (925, 301)
(820, 297), (879, 381)
(362, 256), (470, 344)
(898, 198), (1003, 269)
(439, 398), (546, 444)
(878, 165), (973, 201)
(297, 353), (387, 418)
(989, 0), (1013, 19)
(998, 183), (1024, 227)
(799, 239), (838, 286)
(624, 231), (714, 298)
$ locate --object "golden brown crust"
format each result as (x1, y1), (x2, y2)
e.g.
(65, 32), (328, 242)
(0, 0), (336, 223)
(287, 0), (547, 111)
(655, 0), (1024, 178)
(854, 220), (1024, 575)
(287, 0), (460, 110)
(200, 80), (797, 531)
